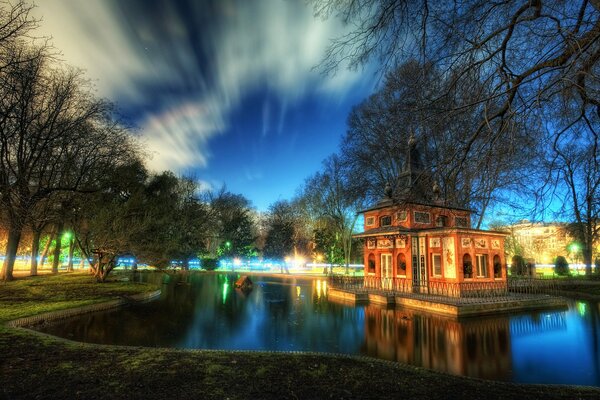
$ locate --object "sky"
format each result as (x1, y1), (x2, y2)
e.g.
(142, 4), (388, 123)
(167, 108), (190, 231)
(33, 0), (377, 211)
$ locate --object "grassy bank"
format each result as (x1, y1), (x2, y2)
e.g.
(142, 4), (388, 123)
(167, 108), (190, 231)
(1, 272), (599, 399)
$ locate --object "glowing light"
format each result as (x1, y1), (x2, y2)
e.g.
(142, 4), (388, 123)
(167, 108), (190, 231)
(222, 282), (229, 304)
(296, 286), (301, 298)
(577, 301), (587, 317)
(233, 258), (242, 266)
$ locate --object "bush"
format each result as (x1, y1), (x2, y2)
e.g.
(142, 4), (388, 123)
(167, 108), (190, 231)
(201, 258), (219, 271)
(511, 255), (526, 276)
(595, 258), (600, 274)
(554, 256), (570, 276)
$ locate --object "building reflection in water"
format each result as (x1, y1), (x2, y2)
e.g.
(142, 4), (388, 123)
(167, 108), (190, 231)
(361, 304), (570, 381)
(362, 305), (503, 380)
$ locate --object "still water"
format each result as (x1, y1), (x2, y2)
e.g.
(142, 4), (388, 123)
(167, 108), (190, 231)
(37, 272), (600, 386)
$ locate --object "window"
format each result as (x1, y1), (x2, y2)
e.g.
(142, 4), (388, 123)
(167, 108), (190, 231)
(432, 254), (442, 276)
(396, 211), (407, 222)
(455, 216), (468, 228)
(380, 215), (392, 226)
(493, 255), (502, 278)
(476, 254), (488, 278)
(368, 253), (376, 273)
(463, 254), (473, 278)
(366, 216), (375, 226)
(414, 211), (431, 224)
(435, 216), (448, 227)
(397, 253), (407, 276)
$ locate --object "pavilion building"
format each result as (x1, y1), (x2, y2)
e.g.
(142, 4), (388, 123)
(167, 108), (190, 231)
(353, 136), (508, 297)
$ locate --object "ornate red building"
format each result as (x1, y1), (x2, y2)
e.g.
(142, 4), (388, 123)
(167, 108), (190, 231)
(353, 136), (507, 295)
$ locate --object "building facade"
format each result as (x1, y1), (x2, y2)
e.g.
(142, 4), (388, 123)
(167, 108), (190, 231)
(353, 136), (507, 295)
(503, 221), (571, 264)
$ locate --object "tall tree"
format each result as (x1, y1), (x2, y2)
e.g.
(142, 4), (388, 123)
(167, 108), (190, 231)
(540, 99), (600, 274)
(341, 61), (535, 227)
(0, 38), (135, 280)
(210, 189), (257, 258)
(262, 200), (297, 259)
(301, 155), (365, 272)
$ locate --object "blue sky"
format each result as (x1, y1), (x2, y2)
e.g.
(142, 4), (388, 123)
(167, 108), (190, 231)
(34, 0), (377, 210)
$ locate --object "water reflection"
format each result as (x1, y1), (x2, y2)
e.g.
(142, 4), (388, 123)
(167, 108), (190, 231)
(362, 306), (512, 380)
(36, 272), (600, 386)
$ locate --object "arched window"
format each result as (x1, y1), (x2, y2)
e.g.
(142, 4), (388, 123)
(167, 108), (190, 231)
(463, 254), (473, 278)
(397, 253), (406, 276)
(493, 254), (502, 278)
(368, 253), (376, 273)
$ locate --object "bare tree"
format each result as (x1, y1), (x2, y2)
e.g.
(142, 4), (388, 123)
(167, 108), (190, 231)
(0, 37), (136, 280)
(341, 61), (536, 227)
(300, 155), (367, 273)
(313, 1), (600, 215)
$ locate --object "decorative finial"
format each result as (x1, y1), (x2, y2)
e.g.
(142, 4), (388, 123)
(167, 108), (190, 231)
(408, 132), (416, 147)
(432, 181), (440, 197)
(384, 182), (393, 199)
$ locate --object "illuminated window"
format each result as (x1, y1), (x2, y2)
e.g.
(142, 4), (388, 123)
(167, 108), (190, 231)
(414, 211), (431, 224)
(432, 254), (442, 276)
(380, 215), (392, 227)
(366, 216), (375, 226)
(476, 254), (488, 278)
(455, 217), (468, 228)
(396, 211), (407, 222)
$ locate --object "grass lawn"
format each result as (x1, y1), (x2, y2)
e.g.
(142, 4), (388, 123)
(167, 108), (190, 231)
(1, 272), (600, 399)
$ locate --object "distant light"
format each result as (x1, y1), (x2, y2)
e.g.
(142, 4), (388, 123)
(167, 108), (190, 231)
(233, 258), (242, 266)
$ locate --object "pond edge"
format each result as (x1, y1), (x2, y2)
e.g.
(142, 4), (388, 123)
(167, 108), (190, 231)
(5, 289), (162, 328)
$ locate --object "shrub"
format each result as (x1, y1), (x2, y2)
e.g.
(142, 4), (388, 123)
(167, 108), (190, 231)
(595, 258), (600, 275)
(511, 255), (526, 276)
(554, 256), (569, 276)
(201, 258), (219, 271)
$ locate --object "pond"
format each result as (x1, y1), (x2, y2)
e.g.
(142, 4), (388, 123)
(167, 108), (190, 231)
(36, 272), (600, 386)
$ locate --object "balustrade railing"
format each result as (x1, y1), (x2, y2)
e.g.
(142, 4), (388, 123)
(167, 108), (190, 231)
(328, 274), (569, 303)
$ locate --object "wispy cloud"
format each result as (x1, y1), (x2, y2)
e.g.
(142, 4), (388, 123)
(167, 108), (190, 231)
(34, 0), (366, 173)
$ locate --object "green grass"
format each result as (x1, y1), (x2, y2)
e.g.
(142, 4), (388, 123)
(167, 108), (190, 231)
(1, 272), (600, 399)
(0, 272), (156, 323)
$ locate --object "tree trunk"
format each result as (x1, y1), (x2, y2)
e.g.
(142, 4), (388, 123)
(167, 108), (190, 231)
(40, 231), (54, 267)
(1, 224), (23, 281)
(67, 237), (75, 272)
(52, 222), (64, 274)
(30, 229), (41, 276)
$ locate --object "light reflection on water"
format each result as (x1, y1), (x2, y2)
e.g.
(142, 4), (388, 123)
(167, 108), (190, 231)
(36, 272), (600, 386)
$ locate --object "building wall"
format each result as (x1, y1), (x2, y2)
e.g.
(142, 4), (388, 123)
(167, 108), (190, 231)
(503, 222), (572, 264)
(363, 232), (506, 283)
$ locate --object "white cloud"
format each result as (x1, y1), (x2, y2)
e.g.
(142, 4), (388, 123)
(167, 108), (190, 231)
(33, 0), (367, 173)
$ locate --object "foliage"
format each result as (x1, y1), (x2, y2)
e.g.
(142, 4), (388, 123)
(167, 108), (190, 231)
(313, 225), (344, 265)
(555, 256), (570, 277)
(511, 255), (526, 276)
(262, 200), (298, 259)
(211, 190), (258, 258)
(201, 258), (219, 271)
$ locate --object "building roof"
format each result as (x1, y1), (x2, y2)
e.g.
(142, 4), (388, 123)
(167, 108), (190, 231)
(353, 226), (508, 238)
(353, 226), (412, 238)
(358, 199), (472, 214)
